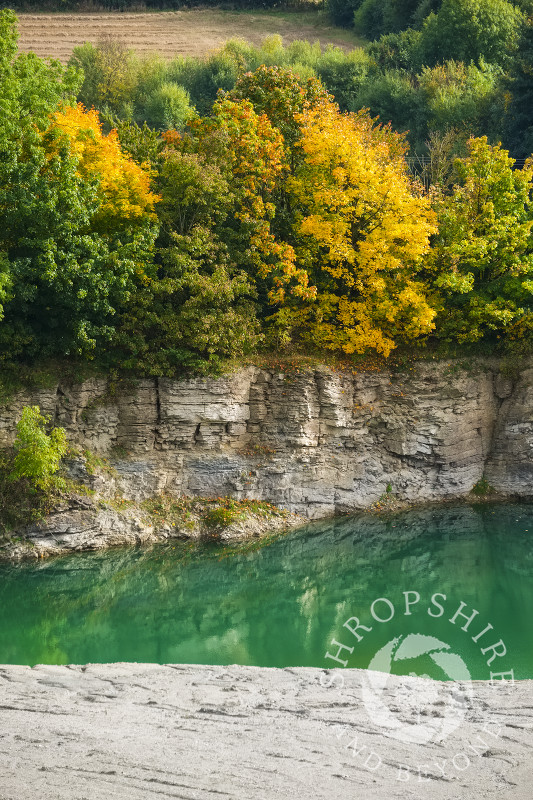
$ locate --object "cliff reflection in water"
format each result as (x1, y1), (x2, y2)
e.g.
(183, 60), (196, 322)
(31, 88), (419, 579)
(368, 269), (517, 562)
(0, 503), (532, 679)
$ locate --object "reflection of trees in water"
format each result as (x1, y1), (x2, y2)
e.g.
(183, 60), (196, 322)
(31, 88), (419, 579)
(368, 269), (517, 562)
(0, 504), (532, 672)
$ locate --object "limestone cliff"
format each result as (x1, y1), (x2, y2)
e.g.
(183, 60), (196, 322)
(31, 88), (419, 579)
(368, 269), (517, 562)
(0, 359), (531, 525)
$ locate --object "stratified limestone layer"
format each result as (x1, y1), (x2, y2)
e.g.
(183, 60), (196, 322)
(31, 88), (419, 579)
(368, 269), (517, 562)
(1, 360), (532, 516)
(0, 663), (531, 799)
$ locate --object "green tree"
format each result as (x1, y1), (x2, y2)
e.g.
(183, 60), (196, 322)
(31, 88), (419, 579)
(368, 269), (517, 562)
(327, 0), (364, 27)
(315, 47), (371, 110)
(143, 82), (195, 131)
(367, 28), (422, 70)
(0, 98), (159, 361)
(417, 60), (506, 145)
(427, 137), (533, 343)
(69, 37), (137, 118)
(418, 0), (523, 69)
(351, 68), (420, 135)
(112, 147), (260, 375)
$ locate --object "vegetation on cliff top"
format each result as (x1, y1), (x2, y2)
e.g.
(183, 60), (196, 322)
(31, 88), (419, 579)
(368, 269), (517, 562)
(1, 9), (533, 379)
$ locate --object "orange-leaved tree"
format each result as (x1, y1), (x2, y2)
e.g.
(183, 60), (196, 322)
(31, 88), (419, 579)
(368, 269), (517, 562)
(284, 100), (438, 356)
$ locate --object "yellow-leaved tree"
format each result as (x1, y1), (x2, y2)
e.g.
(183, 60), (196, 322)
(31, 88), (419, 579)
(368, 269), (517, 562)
(51, 103), (159, 232)
(284, 101), (438, 356)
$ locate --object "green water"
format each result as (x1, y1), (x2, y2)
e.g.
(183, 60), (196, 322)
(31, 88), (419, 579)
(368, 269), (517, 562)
(0, 503), (532, 679)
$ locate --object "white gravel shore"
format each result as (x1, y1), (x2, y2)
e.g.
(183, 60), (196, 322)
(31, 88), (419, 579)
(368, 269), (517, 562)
(0, 663), (531, 799)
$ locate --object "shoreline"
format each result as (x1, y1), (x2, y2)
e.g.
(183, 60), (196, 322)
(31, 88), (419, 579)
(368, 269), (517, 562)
(0, 488), (528, 564)
(0, 662), (531, 798)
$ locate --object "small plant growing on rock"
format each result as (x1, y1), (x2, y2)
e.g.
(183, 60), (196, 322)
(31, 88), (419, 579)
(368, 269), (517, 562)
(472, 477), (495, 497)
(9, 406), (68, 490)
(203, 507), (240, 529)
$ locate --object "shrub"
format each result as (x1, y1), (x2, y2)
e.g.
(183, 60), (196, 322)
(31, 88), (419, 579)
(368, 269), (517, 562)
(10, 406), (68, 490)
(143, 82), (194, 131)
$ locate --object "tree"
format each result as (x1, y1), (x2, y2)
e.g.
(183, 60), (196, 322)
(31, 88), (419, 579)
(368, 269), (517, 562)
(417, 60), (506, 145)
(418, 0), (523, 69)
(51, 104), (159, 233)
(186, 97), (314, 302)
(111, 142), (261, 375)
(284, 101), (437, 356)
(427, 137), (533, 343)
(143, 82), (194, 131)
(229, 65), (331, 152)
(69, 37), (137, 118)
(0, 102), (159, 360)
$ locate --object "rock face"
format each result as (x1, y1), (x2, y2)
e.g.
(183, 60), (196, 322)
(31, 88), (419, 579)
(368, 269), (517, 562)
(1, 359), (532, 518)
(0, 663), (531, 800)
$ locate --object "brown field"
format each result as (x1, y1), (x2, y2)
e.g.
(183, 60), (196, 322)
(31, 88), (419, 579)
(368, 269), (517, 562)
(17, 9), (362, 63)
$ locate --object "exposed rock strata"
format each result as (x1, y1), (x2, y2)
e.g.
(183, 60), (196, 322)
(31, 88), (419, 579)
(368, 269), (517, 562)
(0, 663), (531, 799)
(1, 359), (533, 556)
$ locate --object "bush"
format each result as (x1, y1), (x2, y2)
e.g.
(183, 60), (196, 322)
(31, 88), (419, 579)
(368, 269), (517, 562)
(10, 406), (68, 490)
(143, 82), (195, 131)
(368, 28), (422, 70)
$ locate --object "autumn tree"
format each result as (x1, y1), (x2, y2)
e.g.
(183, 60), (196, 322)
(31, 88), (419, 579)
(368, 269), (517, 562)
(110, 99), (289, 374)
(229, 66), (331, 152)
(426, 137), (533, 344)
(185, 97), (314, 302)
(282, 101), (437, 356)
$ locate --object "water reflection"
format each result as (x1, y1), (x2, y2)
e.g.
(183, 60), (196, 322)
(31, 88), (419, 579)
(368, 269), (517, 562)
(0, 503), (532, 678)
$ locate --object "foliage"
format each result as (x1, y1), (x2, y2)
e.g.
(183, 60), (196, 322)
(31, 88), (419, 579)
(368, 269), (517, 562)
(9, 406), (68, 490)
(143, 82), (195, 131)
(417, 60), (506, 144)
(110, 118), (165, 168)
(472, 477), (495, 495)
(353, 0), (433, 38)
(141, 494), (290, 540)
(52, 104), (160, 231)
(112, 235), (261, 375)
(315, 46), (372, 109)
(64, 27), (527, 161)
(352, 68), (420, 133)
(110, 136), (263, 375)
(228, 65), (331, 150)
(4, 5), (533, 374)
(418, 0), (524, 69)
(427, 137), (533, 344)
(327, 0), (364, 27)
(367, 28), (422, 70)
(283, 101), (437, 356)
(506, 17), (533, 158)
(187, 96), (313, 301)
(69, 38), (137, 118)
(0, 100), (159, 360)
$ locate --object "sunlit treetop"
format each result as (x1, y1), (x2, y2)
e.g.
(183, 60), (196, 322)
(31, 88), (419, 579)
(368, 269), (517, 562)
(284, 100), (438, 356)
(48, 104), (160, 231)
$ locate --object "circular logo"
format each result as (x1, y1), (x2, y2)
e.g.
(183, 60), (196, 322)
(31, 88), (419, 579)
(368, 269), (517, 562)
(361, 633), (473, 745)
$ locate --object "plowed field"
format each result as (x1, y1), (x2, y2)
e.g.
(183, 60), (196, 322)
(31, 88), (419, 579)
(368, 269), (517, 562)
(17, 9), (361, 63)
